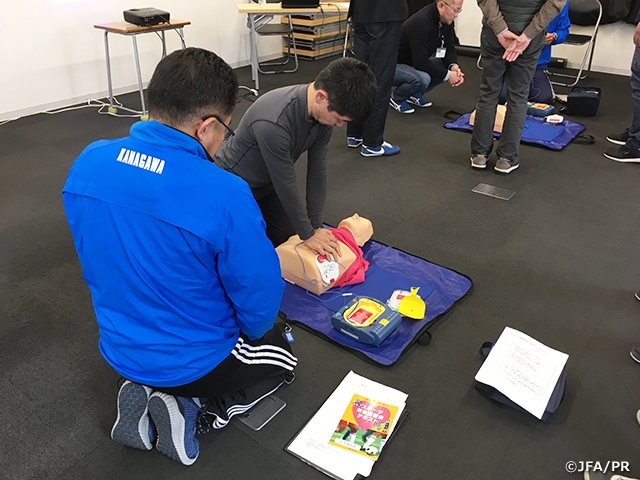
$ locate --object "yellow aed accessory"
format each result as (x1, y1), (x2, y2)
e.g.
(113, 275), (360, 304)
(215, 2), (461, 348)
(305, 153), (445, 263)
(343, 297), (385, 328)
(398, 287), (426, 320)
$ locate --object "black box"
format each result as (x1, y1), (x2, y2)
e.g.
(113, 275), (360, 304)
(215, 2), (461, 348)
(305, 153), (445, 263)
(548, 57), (567, 69)
(565, 86), (601, 116)
(123, 8), (170, 26)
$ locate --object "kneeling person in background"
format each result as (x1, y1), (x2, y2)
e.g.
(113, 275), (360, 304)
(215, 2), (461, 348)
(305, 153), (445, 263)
(390, 0), (465, 114)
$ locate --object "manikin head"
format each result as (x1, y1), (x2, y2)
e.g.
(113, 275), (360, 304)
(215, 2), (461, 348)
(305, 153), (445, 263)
(338, 214), (373, 246)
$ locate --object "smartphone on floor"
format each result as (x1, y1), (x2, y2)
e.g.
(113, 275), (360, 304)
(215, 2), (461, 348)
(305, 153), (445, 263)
(238, 394), (286, 431)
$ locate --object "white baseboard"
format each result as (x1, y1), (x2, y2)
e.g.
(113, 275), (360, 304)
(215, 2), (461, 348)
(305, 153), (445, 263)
(0, 55), (287, 123)
(0, 85), (149, 123)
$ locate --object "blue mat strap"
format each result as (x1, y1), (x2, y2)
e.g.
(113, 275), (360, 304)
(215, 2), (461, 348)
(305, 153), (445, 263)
(443, 111), (586, 151)
(280, 239), (472, 366)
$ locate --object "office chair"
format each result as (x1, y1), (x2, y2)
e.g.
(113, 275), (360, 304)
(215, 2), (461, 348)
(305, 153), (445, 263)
(550, 0), (602, 87)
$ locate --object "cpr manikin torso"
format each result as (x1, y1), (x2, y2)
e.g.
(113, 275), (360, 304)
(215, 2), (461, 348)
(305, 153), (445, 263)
(276, 214), (373, 295)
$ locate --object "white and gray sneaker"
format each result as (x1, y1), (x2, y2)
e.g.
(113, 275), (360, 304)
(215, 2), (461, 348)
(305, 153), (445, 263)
(111, 380), (155, 450)
(470, 154), (488, 170)
(494, 157), (519, 174)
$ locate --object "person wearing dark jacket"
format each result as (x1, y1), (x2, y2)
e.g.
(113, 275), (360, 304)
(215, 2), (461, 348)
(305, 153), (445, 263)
(390, 0), (465, 114)
(346, 0), (409, 157)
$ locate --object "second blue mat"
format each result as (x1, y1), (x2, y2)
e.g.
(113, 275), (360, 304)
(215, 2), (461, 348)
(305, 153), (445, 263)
(443, 112), (586, 150)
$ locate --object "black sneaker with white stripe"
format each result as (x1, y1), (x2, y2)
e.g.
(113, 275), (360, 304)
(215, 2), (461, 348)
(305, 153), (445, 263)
(606, 128), (630, 145)
(603, 145), (640, 163)
(631, 346), (640, 364)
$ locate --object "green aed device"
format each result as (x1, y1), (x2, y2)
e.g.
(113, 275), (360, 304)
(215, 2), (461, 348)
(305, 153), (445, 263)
(331, 296), (402, 347)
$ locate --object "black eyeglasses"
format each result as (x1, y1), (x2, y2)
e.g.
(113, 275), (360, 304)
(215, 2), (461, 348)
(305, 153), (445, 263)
(202, 114), (235, 137)
(443, 2), (462, 13)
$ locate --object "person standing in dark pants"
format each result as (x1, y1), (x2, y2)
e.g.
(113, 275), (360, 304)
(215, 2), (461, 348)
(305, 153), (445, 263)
(497, 1), (570, 105)
(605, 13), (640, 163)
(470, 0), (565, 174)
(346, 0), (408, 157)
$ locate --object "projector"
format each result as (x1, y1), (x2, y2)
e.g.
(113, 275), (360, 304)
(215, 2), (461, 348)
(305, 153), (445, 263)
(123, 8), (170, 26)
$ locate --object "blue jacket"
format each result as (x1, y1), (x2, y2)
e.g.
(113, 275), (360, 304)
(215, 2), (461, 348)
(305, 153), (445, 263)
(538, 2), (570, 68)
(62, 121), (284, 387)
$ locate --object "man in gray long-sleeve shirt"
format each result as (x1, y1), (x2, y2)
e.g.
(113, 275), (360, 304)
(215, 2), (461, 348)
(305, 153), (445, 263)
(470, 0), (566, 174)
(214, 58), (376, 256)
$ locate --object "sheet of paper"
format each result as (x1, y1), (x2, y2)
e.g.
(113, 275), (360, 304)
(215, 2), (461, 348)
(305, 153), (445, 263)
(474, 327), (568, 419)
(286, 371), (407, 479)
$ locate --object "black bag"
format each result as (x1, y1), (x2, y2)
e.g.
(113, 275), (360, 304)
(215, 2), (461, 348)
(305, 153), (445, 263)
(570, 0), (632, 25)
(564, 86), (601, 116)
(474, 342), (568, 424)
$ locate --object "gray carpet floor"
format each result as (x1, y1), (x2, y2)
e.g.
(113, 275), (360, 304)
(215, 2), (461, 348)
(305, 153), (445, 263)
(1, 53), (639, 480)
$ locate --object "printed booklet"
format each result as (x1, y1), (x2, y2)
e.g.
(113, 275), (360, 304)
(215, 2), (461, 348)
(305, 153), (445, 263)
(329, 394), (399, 460)
(285, 371), (408, 480)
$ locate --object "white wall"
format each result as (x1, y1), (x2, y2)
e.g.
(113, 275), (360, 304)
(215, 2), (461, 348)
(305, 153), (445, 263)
(1, 1), (636, 121)
(0, 0), (281, 121)
(456, 1), (636, 76)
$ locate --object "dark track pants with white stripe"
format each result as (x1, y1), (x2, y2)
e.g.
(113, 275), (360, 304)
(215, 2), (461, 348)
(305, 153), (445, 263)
(153, 323), (297, 429)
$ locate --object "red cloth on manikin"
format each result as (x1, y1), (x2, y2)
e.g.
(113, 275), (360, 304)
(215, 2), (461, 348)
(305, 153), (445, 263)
(329, 227), (370, 287)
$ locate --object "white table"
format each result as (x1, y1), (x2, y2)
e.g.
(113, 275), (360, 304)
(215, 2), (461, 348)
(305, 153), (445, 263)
(94, 20), (190, 117)
(237, 2), (349, 90)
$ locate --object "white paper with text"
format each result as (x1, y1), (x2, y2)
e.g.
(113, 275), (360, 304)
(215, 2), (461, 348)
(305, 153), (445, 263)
(286, 371), (407, 479)
(475, 327), (568, 419)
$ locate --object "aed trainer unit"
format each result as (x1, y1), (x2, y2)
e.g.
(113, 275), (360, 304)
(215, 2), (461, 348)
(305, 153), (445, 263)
(331, 296), (401, 347)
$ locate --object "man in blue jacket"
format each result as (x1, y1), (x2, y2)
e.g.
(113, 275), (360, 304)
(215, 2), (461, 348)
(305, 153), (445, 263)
(390, 0), (465, 114)
(62, 48), (297, 466)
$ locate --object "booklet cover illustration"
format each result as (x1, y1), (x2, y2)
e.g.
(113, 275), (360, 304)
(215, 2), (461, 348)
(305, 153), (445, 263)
(329, 394), (399, 459)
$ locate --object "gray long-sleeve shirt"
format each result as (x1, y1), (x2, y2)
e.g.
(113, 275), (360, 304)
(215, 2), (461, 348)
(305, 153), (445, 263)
(214, 84), (332, 240)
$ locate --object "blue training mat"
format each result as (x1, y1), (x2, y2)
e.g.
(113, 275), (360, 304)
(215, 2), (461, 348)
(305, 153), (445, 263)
(280, 240), (473, 366)
(444, 112), (586, 150)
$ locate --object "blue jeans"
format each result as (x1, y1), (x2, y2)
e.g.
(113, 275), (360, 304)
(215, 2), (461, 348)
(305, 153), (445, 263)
(347, 20), (403, 147)
(627, 46), (640, 150)
(392, 62), (444, 103)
